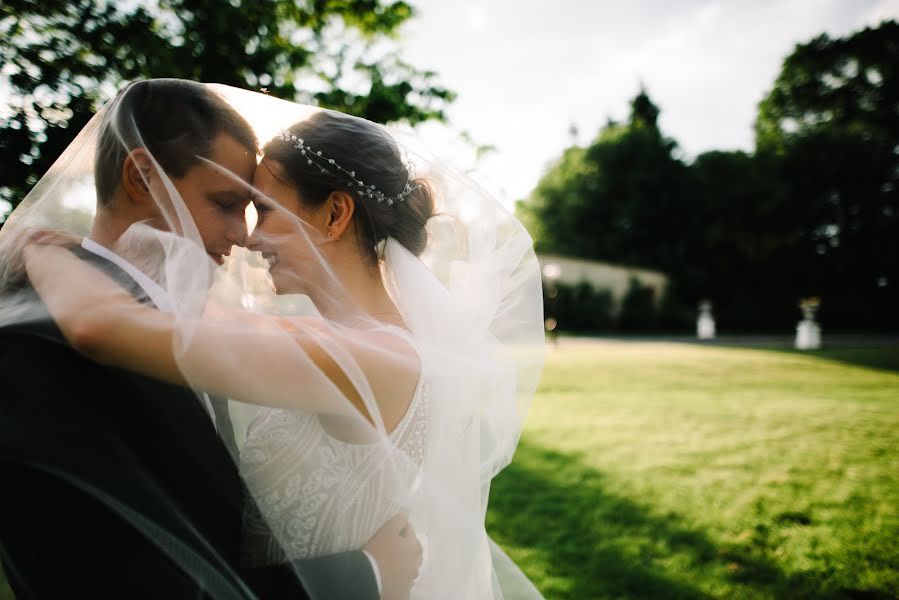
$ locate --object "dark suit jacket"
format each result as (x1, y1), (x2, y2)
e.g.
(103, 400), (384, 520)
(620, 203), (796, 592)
(0, 248), (378, 599)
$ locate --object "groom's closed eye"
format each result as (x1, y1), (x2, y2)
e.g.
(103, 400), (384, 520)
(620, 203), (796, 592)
(209, 191), (251, 214)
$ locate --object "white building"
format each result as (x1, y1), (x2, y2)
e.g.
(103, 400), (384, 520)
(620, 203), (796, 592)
(537, 253), (668, 315)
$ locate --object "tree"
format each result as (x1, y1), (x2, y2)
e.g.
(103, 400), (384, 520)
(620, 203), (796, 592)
(0, 0), (454, 219)
(755, 20), (899, 328)
(687, 150), (810, 329)
(519, 88), (690, 275)
(518, 22), (899, 332)
(756, 20), (899, 154)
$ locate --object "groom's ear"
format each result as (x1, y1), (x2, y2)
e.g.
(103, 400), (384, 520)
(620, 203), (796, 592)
(325, 191), (356, 239)
(121, 149), (156, 208)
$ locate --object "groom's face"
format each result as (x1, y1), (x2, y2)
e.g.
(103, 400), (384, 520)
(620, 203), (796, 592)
(155, 133), (258, 265)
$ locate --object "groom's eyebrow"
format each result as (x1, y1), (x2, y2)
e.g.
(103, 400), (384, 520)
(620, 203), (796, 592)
(208, 190), (252, 205)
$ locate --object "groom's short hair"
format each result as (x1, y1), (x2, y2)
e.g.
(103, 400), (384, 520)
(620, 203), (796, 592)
(94, 79), (258, 206)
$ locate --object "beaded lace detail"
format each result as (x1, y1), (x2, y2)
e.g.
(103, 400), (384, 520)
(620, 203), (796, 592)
(240, 377), (430, 565)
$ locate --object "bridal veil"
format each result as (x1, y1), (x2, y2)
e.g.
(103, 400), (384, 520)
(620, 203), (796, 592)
(0, 79), (544, 599)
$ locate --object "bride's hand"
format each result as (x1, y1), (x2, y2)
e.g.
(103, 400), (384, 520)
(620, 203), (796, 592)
(363, 514), (423, 600)
(2, 227), (82, 286)
(23, 243), (138, 356)
(26, 228), (83, 248)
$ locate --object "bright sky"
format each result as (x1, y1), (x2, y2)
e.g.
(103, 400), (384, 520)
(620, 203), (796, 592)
(399, 0), (899, 208)
(2, 1), (896, 221)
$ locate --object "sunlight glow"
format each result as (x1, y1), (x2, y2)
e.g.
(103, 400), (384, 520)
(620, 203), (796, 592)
(245, 202), (258, 236)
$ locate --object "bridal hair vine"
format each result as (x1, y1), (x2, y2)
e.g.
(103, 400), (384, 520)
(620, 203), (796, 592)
(277, 130), (420, 206)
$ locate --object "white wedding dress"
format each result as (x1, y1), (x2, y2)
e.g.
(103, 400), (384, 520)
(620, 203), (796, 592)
(239, 371), (430, 565)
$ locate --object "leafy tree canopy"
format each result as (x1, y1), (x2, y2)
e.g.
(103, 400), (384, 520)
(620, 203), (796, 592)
(519, 20), (899, 330)
(756, 20), (898, 152)
(0, 0), (455, 217)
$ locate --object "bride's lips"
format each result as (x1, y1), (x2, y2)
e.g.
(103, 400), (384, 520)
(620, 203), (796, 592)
(208, 251), (225, 266)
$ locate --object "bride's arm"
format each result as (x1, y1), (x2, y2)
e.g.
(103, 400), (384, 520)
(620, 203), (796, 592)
(24, 244), (414, 424)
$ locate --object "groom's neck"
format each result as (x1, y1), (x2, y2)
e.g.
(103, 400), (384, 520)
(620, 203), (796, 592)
(90, 189), (162, 249)
(88, 210), (138, 249)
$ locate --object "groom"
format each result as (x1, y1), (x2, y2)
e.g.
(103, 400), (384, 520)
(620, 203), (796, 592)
(0, 79), (419, 599)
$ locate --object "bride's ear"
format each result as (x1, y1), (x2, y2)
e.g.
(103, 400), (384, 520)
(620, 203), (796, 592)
(121, 149), (156, 207)
(325, 191), (355, 240)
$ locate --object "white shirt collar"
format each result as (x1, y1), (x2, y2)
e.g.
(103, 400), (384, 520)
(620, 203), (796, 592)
(80, 237), (218, 428)
(80, 238), (174, 313)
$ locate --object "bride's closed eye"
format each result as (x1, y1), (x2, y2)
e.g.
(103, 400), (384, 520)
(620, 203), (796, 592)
(253, 199), (274, 223)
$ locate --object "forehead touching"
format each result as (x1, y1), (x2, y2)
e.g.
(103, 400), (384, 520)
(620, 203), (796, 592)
(252, 159), (291, 196)
(251, 158), (310, 216)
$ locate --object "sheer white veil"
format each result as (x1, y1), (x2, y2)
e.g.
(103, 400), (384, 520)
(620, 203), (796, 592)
(0, 79), (545, 599)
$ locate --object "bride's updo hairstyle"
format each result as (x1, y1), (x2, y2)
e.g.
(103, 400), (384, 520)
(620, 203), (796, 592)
(263, 111), (436, 266)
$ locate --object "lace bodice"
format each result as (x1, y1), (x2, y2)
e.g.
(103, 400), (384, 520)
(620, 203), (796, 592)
(239, 376), (429, 565)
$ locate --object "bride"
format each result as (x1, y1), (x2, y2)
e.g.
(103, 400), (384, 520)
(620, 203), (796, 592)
(13, 81), (545, 599)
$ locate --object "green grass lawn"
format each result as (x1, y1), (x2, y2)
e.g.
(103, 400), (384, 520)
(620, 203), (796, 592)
(486, 340), (899, 599)
(1, 341), (896, 599)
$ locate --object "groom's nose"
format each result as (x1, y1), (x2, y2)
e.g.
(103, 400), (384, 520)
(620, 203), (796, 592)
(226, 214), (249, 247)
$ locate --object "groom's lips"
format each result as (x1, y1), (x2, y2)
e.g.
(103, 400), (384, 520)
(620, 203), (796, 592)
(262, 252), (278, 268)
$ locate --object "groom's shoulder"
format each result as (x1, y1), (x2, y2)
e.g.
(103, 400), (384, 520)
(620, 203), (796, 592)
(0, 246), (120, 348)
(0, 301), (65, 349)
(0, 286), (82, 372)
(0, 318), (76, 378)
(0, 311), (190, 411)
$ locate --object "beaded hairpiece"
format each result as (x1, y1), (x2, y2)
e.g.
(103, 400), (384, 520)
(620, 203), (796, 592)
(277, 130), (419, 206)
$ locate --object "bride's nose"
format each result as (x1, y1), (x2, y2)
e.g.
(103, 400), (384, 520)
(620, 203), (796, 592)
(247, 227), (267, 252)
